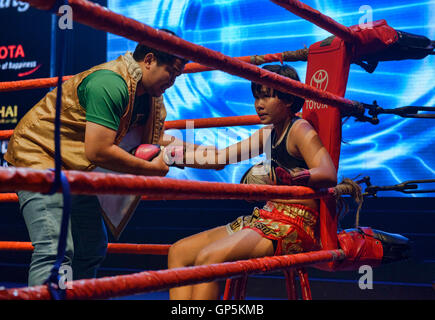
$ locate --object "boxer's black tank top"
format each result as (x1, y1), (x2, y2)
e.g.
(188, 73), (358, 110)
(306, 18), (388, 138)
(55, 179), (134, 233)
(270, 117), (308, 170)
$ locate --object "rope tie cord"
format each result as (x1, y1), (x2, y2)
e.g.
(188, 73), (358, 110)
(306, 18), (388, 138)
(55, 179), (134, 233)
(184, 48), (308, 73)
(333, 178), (364, 226)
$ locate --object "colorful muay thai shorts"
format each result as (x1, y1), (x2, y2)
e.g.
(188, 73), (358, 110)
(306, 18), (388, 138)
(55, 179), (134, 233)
(226, 201), (320, 255)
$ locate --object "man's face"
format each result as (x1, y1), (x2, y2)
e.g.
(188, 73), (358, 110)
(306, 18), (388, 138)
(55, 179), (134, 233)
(143, 56), (185, 97)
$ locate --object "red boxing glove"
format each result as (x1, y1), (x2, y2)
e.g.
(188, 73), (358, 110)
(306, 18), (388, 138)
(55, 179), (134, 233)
(275, 166), (311, 186)
(130, 144), (161, 161)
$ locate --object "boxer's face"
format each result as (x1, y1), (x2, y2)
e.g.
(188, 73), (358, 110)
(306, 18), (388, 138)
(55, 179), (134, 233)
(254, 86), (293, 125)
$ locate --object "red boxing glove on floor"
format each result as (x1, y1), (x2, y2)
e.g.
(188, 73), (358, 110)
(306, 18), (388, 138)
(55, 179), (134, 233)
(130, 144), (161, 161)
(275, 166), (311, 186)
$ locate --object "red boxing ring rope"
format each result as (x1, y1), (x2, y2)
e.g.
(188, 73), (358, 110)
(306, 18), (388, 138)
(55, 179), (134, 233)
(0, 249), (345, 300)
(0, 115), (261, 140)
(0, 130), (13, 140)
(165, 115), (261, 129)
(0, 76), (73, 93)
(0, 0), (372, 300)
(271, 0), (358, 43)
(0, 241), (170, 255)
(0, 193), (209, 202)
(0, 49), (308, 92)
(22, 0), (360, 114)
(0, 167), (335, 201)
(0, 193), (17, 202)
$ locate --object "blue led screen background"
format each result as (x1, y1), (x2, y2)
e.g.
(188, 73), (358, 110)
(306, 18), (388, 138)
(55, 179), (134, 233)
(107, 0), (435, 197)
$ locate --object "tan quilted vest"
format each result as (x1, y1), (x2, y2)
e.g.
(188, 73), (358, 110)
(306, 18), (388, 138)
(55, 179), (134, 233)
(5, 52), (166, 171)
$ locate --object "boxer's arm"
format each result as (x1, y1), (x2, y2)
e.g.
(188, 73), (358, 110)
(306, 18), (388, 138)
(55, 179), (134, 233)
(169, 126), (272, 169)
(219, 127), (270, 163)
(85, 121), (168, 176)
(281, 119), (337, 188)
(159, 133), (224, 170)
(157, 126), (272, 170)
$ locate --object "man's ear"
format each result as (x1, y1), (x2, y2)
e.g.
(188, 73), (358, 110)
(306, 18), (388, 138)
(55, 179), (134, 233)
(143, 52), (156, 67)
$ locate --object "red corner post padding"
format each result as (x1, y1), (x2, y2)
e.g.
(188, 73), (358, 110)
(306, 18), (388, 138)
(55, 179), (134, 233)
(303, 21), (399, 271)
(302, 36), (352, 270)
(335, 227), (384, 270)
(350, 19), (398, 59)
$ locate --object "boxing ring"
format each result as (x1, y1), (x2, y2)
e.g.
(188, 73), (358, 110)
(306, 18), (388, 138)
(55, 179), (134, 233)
(0, 0), (433, 300)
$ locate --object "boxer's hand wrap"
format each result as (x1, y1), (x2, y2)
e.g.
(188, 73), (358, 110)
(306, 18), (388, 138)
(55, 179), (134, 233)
(163, 145), (185, 167)
(240, 161), (277, 185)
(275, 166), (311, 186)
(130, 144), (161, 161)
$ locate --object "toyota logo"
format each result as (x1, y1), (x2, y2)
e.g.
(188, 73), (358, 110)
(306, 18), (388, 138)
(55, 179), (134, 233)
(310, 69), (329, 91)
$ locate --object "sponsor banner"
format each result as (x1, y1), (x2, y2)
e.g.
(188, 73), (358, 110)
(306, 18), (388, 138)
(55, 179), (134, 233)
(306, 69), (329, 110)
(0, 4), (51, 81)
(0, 3), (52, 164)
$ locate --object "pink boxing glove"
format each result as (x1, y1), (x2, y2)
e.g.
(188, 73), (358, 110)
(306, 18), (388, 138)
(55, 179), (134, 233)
(130, 144), (162, 161)
(275, 166), (311, 186)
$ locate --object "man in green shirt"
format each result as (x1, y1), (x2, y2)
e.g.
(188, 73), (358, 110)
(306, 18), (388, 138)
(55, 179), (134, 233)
(5, 29), (188, 286)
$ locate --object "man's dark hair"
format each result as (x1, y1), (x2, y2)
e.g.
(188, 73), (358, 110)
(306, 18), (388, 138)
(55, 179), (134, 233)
(251, 64), (305, 113)
(133, 29), (188, 65)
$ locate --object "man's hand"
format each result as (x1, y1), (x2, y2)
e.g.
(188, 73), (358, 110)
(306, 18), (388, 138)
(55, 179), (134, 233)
(85, 121), (169, 176)
(148, 151), (169, 176)
(131, 144), (168, 176)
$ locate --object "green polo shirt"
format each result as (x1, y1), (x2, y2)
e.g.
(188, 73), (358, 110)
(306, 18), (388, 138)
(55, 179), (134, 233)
(77, 69), (149, 130)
